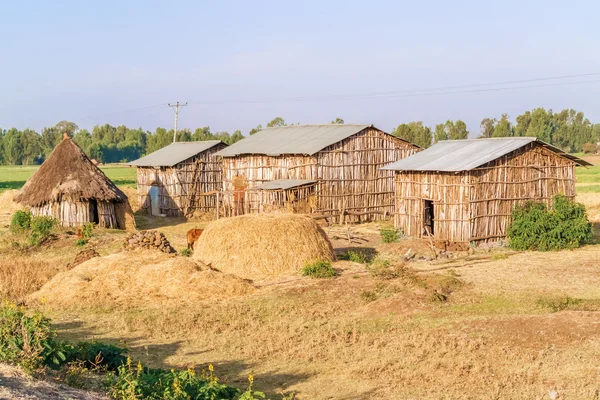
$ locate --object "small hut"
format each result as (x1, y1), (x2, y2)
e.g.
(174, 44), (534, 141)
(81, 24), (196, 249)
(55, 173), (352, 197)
(382, 137), (591, 244)
(15, 135), (133, 229)
(216, 124), (420, 222)
(130, 141), (227, 217)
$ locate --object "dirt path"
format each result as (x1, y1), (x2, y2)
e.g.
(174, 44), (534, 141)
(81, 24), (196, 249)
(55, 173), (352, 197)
(0, 364), (107, 400)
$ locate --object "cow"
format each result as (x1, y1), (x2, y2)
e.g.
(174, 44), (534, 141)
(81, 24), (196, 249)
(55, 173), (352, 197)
(187, 228), (204, 250)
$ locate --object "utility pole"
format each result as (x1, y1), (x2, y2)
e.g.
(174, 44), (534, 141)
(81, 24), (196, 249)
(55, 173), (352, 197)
(168, 101), (188, 142)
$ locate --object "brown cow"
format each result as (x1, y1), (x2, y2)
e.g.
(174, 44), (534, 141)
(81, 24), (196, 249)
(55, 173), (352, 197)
(187, 228), (204, 250)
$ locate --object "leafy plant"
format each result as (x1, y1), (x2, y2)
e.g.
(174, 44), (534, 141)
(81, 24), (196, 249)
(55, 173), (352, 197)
(301, 260), (337, 279)
(338, 250), (372, 264)
(10, 210), (32, 232)
(29, 216), (57, 246)
(507, 195), (592, 251)
(0, 302), (68, 371)
(82, 223), (94, 239)
(72, 340), (127, 371)
(75, 238), (88, 247)
(179, 248), (193, 257)
(380, 228), (402, 243)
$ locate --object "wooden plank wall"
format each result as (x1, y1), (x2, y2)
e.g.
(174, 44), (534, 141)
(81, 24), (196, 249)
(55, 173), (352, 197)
(30, 200), (119, 228)
(136, 144), (226, 217)
(468, 143), (577, 242)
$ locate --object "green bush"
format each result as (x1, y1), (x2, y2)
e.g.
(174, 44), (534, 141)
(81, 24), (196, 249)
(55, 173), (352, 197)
(108, 360), (239, 400)
(338, 250), (370, 264)
(0, 302), (68, 371)
(179, 248), (193, 257)
(301, 260), (337, 279)
(10, 210), (32, 232)
(82, 223), (94, 239)
(29, 216), (57, 246)
(380, 227), (402, 243)
(75, 238), (88, 247)
(72, 340), (127, 371)
(507, 195), (592, 251)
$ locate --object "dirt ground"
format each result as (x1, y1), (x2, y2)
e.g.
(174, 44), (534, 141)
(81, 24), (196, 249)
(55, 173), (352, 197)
(1, 187), (600, 399)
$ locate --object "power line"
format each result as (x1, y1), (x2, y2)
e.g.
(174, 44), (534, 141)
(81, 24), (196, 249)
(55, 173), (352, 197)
(79, 103), (167, 120)
(168, 101), (188, 142)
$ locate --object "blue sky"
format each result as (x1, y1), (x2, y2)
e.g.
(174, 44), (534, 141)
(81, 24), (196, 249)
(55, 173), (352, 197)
(1, 0), (599, 137)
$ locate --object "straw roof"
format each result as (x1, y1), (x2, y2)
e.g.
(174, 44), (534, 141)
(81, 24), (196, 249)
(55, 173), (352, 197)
(15, 137), (128, 207)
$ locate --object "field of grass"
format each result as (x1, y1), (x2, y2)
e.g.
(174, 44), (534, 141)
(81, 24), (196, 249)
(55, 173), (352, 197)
(0, 164), (137, 192)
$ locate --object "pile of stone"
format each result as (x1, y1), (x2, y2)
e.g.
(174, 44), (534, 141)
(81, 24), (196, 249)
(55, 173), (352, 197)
(67, 248), (101, 269)
(123, 230), (175, 253)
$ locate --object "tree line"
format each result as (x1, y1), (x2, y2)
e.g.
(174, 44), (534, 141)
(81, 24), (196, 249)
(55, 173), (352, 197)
(0, 109), (598, 165)
(392, 108), (600, 152)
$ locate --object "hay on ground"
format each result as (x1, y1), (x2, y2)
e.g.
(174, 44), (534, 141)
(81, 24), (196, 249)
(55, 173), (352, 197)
(194, 214), (335, 280)
(29, 250), (254, 309)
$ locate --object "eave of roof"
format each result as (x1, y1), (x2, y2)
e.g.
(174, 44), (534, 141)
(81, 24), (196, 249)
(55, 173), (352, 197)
(129, 141), (224, 167)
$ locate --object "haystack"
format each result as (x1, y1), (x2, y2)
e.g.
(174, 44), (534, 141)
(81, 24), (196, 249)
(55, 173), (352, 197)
(14, 135), (135, 229)
(194, 214), (335, 279)
(29, 250), (254, 309)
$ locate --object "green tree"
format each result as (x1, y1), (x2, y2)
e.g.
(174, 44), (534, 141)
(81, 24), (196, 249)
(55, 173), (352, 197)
(514, 111), (531, 137)
(40, 126), (62, 157)
(146, 127), (171, 154)
(331, 118), (344, 124)
(433, 123), (447, 143)
(192, 126), (214, 141)
(2, 128), (23, 165)
(249, 124), (262, 135)
(230, 130), (244, 144)
(55, 120), (78, 137)
(175, 128), (192, 142)
(479, 118), (496, 138)
(392, 122), (432, 148)
(266, 117), (286, 128)
(525, 108), (554, 143)
(21, 129), (41, 165)
(492, 114), (513, 137)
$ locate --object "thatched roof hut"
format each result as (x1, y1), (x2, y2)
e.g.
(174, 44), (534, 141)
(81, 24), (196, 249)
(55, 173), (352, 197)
(383, 137), (591, 245)
(15, 135), (133, 229)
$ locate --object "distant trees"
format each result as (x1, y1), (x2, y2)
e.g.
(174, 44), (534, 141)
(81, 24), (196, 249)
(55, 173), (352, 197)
(331, 118), (344, 124)
(266, 117), (286, 128)
(433, 120), (469, 143)
(391, 122), (432, 148)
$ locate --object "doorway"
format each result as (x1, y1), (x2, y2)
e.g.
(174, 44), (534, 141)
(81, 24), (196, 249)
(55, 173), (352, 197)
(423, 200), (434, 236)
(89, 199), (99, 224)
(149, 186), (160, 216)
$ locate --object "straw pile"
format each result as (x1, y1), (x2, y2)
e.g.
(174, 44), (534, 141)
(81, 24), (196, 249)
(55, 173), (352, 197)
(29, 250), (254, 309)
(194, 214), (335, 280)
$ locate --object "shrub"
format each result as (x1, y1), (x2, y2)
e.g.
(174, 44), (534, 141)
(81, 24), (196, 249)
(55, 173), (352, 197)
(72, 340), (127, 371)
(10, 210), (32, 232)
(507, 195), (592, 251)
(29, 217), (57, 246)
(582, 142), (597, 154)
(301, 260), (337, 279)
(75, 238), (88, 247)
(108, 360), (239, 400)
(367, 257), (405, 280)
(179, 248), (193, 257)
(339, 250), (370, 264)
(380, 227), (402, 243)
(0, 302), (69, 371)
(82, 223), (94, 239)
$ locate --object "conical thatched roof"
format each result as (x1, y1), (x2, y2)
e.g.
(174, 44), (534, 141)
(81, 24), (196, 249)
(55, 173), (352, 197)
(15, 137), (128, 207)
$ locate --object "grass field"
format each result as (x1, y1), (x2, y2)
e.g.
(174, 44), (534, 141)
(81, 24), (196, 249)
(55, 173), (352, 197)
(0, 164), (137, 192)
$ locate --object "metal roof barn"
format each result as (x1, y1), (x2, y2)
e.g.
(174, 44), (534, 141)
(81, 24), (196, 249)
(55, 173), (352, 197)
(130, 141), (223, 167)
(216, 124), (400, 157)
(382, 137), (591, 172)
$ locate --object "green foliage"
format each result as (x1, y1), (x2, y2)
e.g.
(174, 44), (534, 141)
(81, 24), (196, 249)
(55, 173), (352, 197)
(391, 122), (432, 148)
(10, 210), (32, 232)
(75, 238), (88, 247)
(0, 302), (68, 371)
(108, 360), (239, 400)
(301, 260), (337, 279)
(380, 227), (402, 243)
(82, 223), (94, 239)
(338, 250), (370, 264)
(507, 195), (592, 251)
(29, 216), (57, 246)
(179, 248), (193, 257)
(434, 120), (469, 142)
(582, 142), (597, 154)
(330, 118), (344, 124)
(71, 340), (127, 371)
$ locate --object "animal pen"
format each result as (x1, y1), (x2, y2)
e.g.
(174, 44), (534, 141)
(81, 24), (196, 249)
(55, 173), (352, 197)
(130, 141), (227, 217)
(382, 137), (591, 244)
(216, 124), (420, 222)
(15, 135), (134, 229)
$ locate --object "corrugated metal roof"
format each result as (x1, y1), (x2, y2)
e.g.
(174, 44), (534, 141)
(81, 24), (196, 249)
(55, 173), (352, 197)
(216, 124), (373, 156)
(250, 179), (317, 190)
(129, 141), (223, 167)
(382, 137), (591, 172)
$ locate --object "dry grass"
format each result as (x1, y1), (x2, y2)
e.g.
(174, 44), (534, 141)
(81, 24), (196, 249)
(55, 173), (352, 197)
(0, 257), (64, 303)
(194, 214), (334, 280)
(30, 250), (254, 310)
